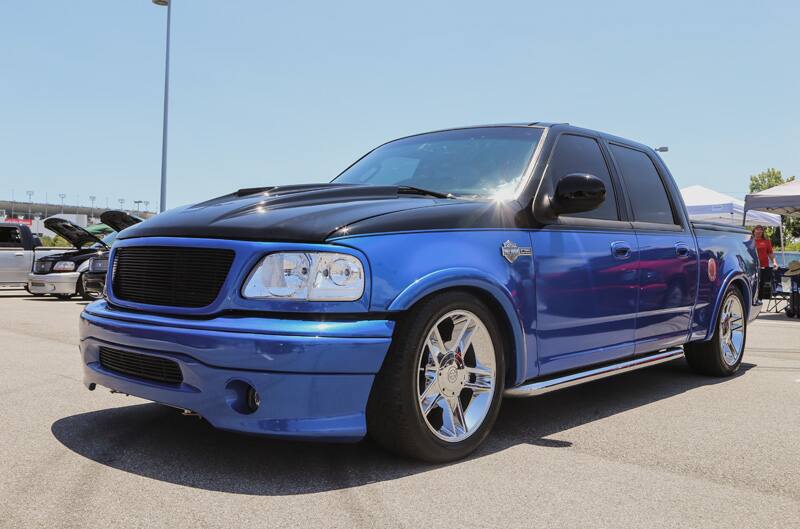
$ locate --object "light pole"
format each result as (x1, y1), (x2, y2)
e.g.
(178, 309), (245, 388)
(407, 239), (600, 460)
(143, 200), (150, 214)
(134, 200), (143, 213)
(654, 146), (669, 153)
(89, 195), (97, 221)
(26, 190), (34, 220)
(118, 198), (126, 212)
(153, 0), (171, 213)
(59, 193), (66, 214)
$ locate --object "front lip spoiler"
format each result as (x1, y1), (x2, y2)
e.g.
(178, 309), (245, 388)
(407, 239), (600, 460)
(504, 347), (685, 398)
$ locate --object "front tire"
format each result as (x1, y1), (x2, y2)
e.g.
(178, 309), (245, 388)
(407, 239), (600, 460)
(367, 291), (505, 462)
(77, 274), (99, 301)
(685, 285), (746, 376)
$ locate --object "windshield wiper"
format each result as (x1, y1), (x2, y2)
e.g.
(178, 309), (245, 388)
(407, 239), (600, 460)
(397, 186), (454, 199)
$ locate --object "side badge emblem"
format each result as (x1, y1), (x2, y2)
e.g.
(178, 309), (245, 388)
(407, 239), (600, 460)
(501, 240), (532, 263)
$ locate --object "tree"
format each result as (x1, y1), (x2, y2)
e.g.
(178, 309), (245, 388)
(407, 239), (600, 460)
(748, 168), (798, 247)
(749, 168), (795, 193)
(39, 235), (70, 247)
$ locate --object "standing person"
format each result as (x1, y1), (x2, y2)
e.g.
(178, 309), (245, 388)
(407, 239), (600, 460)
(752, 225), (779, 298)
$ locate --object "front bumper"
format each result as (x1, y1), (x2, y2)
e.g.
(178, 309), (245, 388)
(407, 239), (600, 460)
(28, 272), (80, 295)
(79, 301), (395, 441)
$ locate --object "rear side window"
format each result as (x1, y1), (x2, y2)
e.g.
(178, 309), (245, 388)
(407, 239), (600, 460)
(610, 145), (677, 225)
(0, 226), (23, 248)
(548, 134), (618, 221)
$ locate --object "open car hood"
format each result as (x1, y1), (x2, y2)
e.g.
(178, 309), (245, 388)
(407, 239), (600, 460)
(44, 217), (107, 249)
(100, 210), (143, 232)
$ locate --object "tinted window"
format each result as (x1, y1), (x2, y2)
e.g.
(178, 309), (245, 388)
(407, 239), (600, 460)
(610, 145), (676, 225)
(0, 226), (22, 248)
(548, 134), (618, 220)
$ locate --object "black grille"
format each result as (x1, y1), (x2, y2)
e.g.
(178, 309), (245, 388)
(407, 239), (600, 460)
(99, 347), (183, 385)
(112, 246), (234, 308)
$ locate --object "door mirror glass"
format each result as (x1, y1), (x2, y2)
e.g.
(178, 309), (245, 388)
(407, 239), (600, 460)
(552, 173), (606, 215)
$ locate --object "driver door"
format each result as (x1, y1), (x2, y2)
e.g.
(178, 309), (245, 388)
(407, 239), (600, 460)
(531, 134), (640, 376)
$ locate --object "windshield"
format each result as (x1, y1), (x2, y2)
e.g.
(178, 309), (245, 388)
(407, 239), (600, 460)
(332, 127), (544, 198)
(91, 231), (117, 249)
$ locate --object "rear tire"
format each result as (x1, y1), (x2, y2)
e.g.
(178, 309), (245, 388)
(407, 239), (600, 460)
(367, 291), (505, 463)
(685, 285), (746, 377)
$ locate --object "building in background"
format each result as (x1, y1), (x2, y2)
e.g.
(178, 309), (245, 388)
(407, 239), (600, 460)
(0, 199), (154, 237)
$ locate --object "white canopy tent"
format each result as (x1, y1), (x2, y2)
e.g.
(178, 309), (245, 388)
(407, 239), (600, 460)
(680, 185), (781, 226)
(744, 179), (800, 218)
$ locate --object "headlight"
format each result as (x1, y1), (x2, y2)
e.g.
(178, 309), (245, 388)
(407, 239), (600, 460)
(33, 261), (52, 274)
(242, 252), (364, 301)
(89, 258), (109, 273)
(53, 261), (76, 272)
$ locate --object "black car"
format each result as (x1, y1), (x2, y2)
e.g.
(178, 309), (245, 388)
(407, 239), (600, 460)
(81, 211), (142, 299)
(30, 211), (140, 300)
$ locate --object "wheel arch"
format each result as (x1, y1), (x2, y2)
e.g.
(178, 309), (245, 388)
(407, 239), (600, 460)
(387, 268), (528, 386)
(703, 272), (751, 342)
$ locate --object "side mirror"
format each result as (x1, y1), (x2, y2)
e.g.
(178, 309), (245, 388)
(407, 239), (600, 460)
(552, 173), (606, 215)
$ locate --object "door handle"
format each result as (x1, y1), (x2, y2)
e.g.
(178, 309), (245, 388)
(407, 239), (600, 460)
(611, 241), (632, 260)
(675, 243), (690, 259)
(14, 252), (25, 257)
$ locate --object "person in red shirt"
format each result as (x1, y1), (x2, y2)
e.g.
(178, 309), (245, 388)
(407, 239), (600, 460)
(753, 225), (779, 299)
(752, 225), (778, 270)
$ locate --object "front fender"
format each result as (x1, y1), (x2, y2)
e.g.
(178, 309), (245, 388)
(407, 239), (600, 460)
(387, 267), (528, 385)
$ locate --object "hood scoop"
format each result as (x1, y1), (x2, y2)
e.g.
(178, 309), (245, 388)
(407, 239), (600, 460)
(117, 183), (448, 243)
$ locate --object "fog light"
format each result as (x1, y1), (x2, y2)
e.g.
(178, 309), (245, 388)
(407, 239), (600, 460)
(247, 387), (260, 412)
(224, 379), (260, 415)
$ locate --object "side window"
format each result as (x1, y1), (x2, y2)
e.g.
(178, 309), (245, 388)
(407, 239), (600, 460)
(548, 134), (618, 221)
(0, 226), (23, 248)
(610, 144), (677, 225)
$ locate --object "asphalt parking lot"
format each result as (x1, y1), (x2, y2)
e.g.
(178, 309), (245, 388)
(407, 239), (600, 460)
(1, 290), (798, 529)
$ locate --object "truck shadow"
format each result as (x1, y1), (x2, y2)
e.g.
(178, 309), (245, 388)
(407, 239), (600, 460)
(21, 298), (91, 305)
(23, 297), (74, 302)
(51, 359), (753, 495)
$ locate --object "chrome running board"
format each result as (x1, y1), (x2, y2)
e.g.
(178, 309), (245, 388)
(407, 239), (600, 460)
(504, 347), (685, 398)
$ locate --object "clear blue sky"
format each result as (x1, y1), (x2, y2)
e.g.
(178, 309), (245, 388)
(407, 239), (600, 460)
(2, 0), (798, 211)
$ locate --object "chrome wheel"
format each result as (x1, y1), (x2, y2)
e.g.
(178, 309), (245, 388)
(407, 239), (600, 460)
(416, 309), (496, 443)
(719, 294), (745, 366)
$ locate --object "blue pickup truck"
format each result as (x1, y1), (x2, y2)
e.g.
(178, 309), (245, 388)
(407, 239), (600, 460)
(80, 123), (759, 462)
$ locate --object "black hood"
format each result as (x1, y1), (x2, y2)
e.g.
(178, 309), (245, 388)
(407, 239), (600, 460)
(100, 210), (142, 232)
(118, 184), (527, 242)
(44, 218), (107, 249)
(118, 184), (491, 242)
